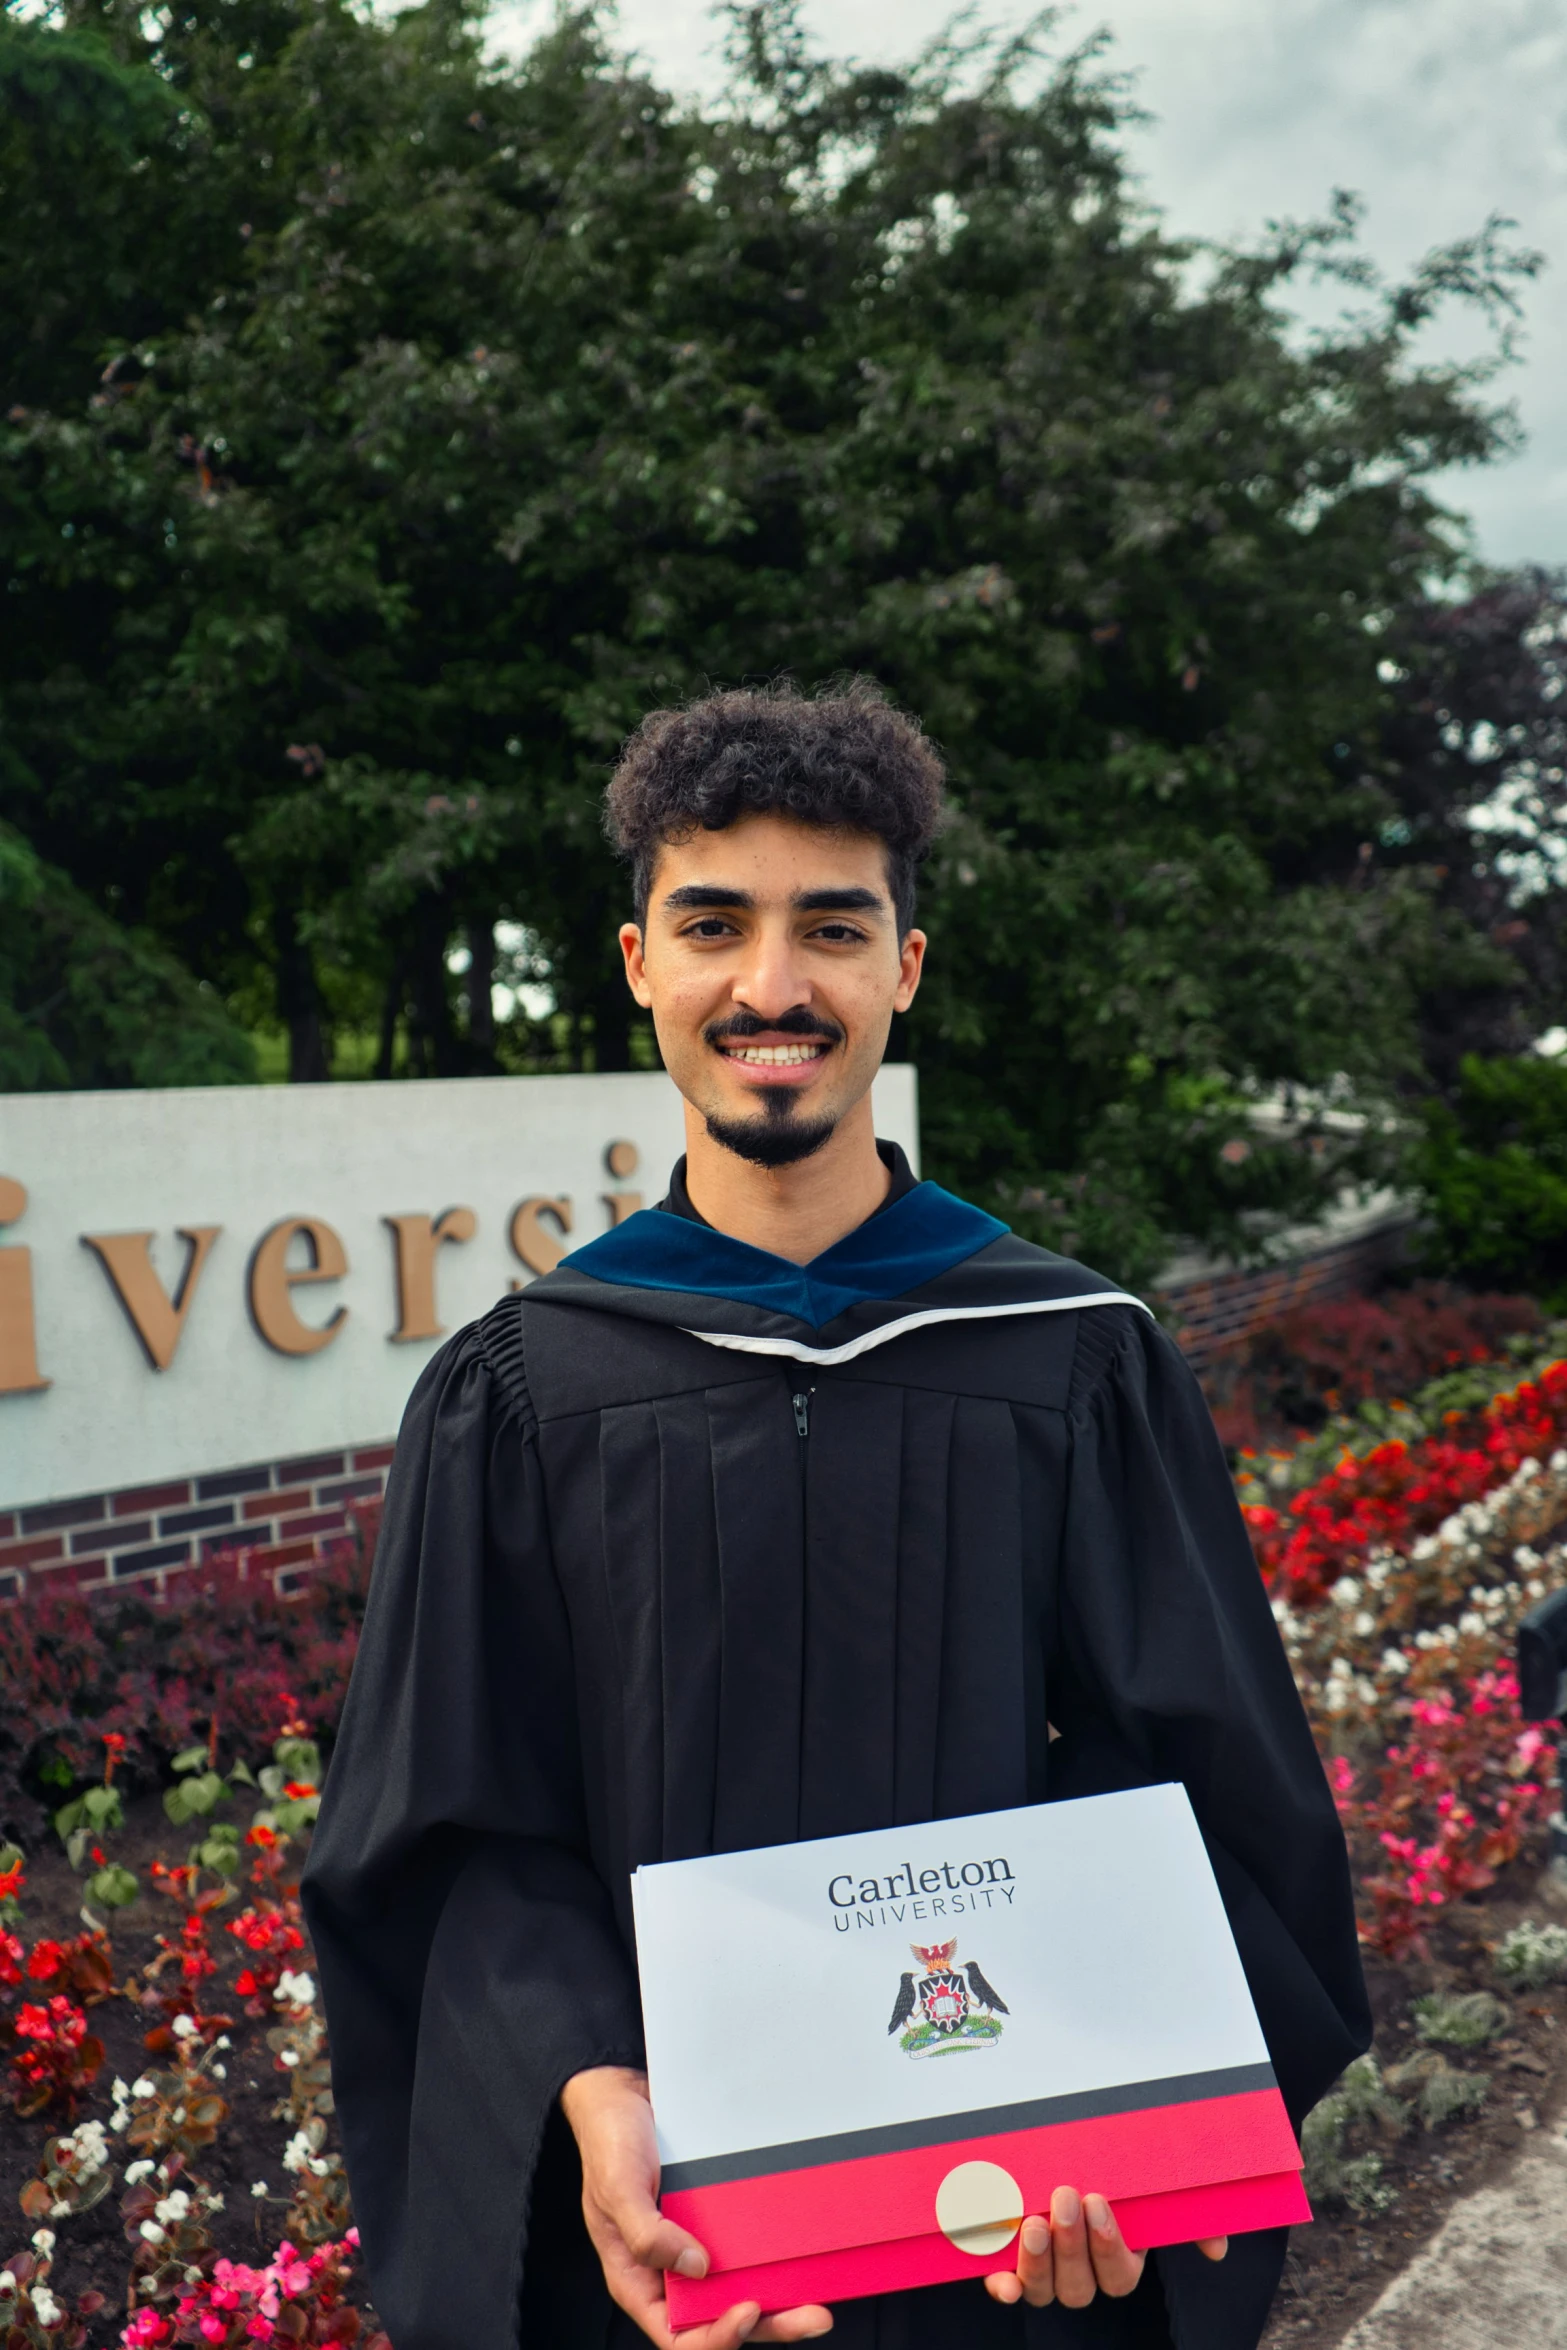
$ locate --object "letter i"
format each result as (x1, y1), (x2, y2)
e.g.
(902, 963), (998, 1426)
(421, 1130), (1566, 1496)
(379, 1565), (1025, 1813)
(0, 1179), (49, 1395)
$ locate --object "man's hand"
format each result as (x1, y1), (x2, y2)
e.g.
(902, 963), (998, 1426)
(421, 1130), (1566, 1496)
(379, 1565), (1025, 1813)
(560, 2066), (833, 2347)
(982, 2186), (1227, 2309)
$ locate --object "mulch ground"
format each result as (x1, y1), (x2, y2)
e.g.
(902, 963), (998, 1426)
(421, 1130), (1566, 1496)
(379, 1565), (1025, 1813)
(1262, 1840), (1567, 2348)
(0, 1795), (367, 2345)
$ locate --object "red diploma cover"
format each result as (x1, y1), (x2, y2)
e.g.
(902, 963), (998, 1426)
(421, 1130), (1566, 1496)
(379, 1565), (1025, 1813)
(630, 1787), (1308, 2328)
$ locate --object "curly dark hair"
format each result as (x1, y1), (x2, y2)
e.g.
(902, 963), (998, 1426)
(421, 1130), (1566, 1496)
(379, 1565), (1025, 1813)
(603, 678), (948, 934)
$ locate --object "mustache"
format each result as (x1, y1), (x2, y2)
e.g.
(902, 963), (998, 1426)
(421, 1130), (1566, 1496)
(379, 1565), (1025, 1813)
(703, 1008), (845, 1048)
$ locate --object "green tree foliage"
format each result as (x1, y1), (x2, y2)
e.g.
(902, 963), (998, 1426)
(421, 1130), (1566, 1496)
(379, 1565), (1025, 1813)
(0, 0), (1551, 1274)
(0, 824), (255, 1090)
(1417, 1052), (1567, 1298)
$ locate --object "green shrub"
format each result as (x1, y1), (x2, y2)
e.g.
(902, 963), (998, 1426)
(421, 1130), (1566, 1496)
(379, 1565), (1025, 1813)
(1416, 1055), (1567, 1296)
(1496, 1919), (1567, 1990)
(1300, 2056), (1408, 2213)
(1412, 1990), (1509, 2048)
(1386, 2050), (1489, 2130)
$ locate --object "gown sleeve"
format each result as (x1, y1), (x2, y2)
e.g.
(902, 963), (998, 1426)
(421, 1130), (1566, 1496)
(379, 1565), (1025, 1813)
(301, 1317), (646, 2350)
(1052, 1309), (1372, 2346)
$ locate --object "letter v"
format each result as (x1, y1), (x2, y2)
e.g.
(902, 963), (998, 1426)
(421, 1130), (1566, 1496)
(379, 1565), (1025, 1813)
(82, 1228), (221, 1370)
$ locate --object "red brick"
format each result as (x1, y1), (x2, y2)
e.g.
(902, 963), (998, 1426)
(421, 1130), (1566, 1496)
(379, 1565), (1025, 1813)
(244, 1487), (309, 1522)
(244, 1539), (316, 1573)
(60, 1557), (106, 1584)
(112, 1481), (190, 1517)
(352, 1445), (396, 1471)
(0, 1534), (63, 1570)
(278, 1508), (347, 1540)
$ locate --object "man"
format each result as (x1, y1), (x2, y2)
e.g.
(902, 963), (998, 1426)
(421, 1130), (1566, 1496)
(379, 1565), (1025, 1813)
(304, 681), (1369, 2350)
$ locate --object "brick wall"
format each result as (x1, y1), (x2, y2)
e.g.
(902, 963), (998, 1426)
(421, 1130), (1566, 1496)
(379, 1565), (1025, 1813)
(1159, 1212), (1414, 1374)
(0, 1442), (394, 1602)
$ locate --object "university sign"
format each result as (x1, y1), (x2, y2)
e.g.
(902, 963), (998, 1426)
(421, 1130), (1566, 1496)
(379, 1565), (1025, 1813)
(0, 1069), (922, 1514)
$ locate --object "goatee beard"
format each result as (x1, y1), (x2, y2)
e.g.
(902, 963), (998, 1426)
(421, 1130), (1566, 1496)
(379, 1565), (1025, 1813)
(703, 1100), (838, 1169)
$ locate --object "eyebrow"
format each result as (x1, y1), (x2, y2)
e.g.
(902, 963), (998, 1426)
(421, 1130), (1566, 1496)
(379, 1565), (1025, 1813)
(661, 883), (888, 916)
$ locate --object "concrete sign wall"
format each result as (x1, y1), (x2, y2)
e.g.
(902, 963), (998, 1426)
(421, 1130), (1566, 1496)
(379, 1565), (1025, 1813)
(0, 1067), (919, 1513)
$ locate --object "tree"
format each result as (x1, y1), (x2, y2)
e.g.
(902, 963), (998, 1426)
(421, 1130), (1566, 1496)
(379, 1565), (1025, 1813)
(0, 823), (254, 1089)
(0, 0), (1549, 1277)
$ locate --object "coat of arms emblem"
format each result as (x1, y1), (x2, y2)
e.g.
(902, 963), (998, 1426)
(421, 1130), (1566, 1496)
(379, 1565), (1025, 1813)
(886, 1939), (1009, 2058)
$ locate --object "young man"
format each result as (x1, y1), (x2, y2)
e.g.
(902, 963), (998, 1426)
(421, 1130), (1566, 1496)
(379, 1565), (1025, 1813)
(305, 682), (1369, 2350)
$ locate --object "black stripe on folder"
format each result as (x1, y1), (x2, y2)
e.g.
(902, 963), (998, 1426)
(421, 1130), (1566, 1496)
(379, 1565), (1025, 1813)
(659, 2061), (1280, 2194)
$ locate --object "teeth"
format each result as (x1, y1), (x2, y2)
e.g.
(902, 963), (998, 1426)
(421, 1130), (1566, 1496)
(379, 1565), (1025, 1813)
(728, 1043), (825, 1065)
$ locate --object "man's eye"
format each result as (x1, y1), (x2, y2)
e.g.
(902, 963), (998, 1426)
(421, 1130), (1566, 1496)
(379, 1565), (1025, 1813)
(684, 918), (737, 939)
(811, 923), (866, 943)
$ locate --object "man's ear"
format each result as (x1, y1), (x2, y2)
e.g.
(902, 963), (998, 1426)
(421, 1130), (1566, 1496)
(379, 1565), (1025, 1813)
(620, 920), (652, 1007)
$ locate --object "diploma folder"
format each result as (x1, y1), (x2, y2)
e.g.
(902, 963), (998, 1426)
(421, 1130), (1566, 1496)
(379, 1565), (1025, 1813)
(630, 1785), (1308, 2327)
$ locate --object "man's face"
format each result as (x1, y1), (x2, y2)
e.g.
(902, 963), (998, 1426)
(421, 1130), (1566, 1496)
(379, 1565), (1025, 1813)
(620, 812), (926, 1167)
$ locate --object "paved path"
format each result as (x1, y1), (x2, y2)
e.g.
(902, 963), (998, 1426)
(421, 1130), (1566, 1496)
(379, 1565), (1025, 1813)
(1338, 2112), (1567, 2348)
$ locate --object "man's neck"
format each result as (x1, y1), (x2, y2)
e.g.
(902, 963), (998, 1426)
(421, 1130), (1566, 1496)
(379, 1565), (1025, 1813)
(681, 1093), (890, 1264)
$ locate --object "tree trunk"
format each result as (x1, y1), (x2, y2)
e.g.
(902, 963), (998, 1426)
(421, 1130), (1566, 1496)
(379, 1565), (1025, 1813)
(376, 961), (405, 1081)
(407, 898), (462, 1077)
(273, 902), (330, 1082)
(466, 919), (498, 1072)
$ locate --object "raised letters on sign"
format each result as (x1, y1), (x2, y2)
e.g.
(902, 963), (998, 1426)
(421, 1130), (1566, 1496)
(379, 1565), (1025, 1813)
(508, 1195), (573, 1281)
(247, 1217), (349, 1356)
(0, 1178), (48, 1396)
(384, 1208), (477, 1342)
(80, 1226), (221, 1372)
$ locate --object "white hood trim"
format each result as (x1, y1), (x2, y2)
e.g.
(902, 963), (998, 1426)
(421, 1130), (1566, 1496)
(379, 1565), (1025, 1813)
(681, 1289), (1151, 1368)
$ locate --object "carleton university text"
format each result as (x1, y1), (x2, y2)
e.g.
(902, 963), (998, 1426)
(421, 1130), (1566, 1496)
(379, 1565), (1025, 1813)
(826, 1855), (1016, 1934)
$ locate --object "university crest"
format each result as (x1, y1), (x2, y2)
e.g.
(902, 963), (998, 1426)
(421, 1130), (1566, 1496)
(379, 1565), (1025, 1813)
(886, 1939), (1009, 2058)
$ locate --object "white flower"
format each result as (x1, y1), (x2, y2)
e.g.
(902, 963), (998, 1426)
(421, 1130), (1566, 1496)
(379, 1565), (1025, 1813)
(139, 2220), (166, 2245)
(282, 2132), (311, 2175)
(206, 2195), (224, 2215)
(275, 1970), (316, 2008)
(33, 2288), (61, 2328)
(170, 2016), (198, 2041)
(125, 2161), (154, 2186)
(1354, 1611), (1376, 1637)
(250, 2181), (268, 2199)
(1459, 1611), (1486, 1636)
(170, 2108), (185, 2125)
(0, 2273), (16, 2296)
(49, 2203), (69, 2220)
(1381, 1647), (1410, 1675)
(215, 2036), (232, 2052)
(1330, 1576), (1362, 1609)
(132, 2077), (155, 2099)
(185, 2268), (203, 2286)
(154, 2191), (190, 2225)
(280, 2050), (299, 2068)
(30, 2230), (55, 2255)
(212, 2064), (227, 2080)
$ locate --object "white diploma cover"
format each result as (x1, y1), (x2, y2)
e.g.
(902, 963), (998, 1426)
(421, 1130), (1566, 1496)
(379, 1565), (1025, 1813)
(631, 1784), (1308, 2324)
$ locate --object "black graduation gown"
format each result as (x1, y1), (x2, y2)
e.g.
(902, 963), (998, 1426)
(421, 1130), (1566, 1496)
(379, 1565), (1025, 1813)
(303, 1171), (1370, 2350)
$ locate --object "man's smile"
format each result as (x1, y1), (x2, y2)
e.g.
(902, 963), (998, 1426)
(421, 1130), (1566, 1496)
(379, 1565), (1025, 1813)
(714, 1032), (834, 1086)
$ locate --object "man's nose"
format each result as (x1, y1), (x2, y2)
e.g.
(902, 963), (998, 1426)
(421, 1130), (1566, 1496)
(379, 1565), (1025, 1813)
(733, 924), (812, 1020)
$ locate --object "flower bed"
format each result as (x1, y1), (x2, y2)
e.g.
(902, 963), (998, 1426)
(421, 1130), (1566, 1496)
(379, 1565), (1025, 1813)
(1238, 1341), (1567, 1960)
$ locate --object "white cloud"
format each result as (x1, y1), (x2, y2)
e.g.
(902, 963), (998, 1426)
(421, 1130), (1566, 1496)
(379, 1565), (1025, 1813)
(491, 0), (1567, 565)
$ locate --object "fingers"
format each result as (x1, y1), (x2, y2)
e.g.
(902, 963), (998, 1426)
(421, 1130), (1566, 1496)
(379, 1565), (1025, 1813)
(1082, 2196), (1145, 2298)
(1048, 2187), (1095, 2308)
(1198, 2237), (1229, 2263)
(752, 2308), (834, 2341)
(982, 2193), (1146, 2311)
(985, 2213), (1050, 2308)
(668, 2304), (832, 2348)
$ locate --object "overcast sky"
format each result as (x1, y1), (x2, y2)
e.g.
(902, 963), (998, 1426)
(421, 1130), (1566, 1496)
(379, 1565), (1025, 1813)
(492, 0), (1567, 569)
